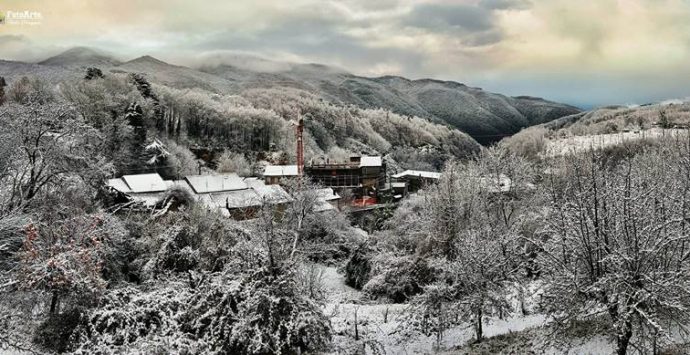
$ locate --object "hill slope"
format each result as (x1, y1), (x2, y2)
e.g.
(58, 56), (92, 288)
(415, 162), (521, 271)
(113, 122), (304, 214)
(2, 47), (581, 144)
(39, 47), (122, 69)
(502, 101), (690, 158)
(200, 62), (581, 144)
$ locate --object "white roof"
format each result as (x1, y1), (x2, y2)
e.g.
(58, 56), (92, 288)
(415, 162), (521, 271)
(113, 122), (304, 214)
(314, 188), (341, 201)
(263, 165), (299, 177)
(122, 173), (168, 193)
(223, 189), (263, 209)
(247, 180), (293, 204)
(107, 178), (131, 193)
(185, 174), (247, 193)
(359, 156), (382, 167)
(392, 170), (442, 180)
(314, 200), (336, 212)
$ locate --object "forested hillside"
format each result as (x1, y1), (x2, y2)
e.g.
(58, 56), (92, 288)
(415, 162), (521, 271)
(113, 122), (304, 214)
(502, 100), (690, 159)
(1, 47), (581, 144)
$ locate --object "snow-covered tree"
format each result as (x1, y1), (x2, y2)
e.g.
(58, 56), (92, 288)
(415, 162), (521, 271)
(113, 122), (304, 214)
(536, 141), (690, 354)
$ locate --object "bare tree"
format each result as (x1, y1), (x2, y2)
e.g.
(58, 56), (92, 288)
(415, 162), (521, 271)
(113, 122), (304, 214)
(279, 176), (322, 260)
(407, 147), (536, 343)
(535, 140), (690, 354)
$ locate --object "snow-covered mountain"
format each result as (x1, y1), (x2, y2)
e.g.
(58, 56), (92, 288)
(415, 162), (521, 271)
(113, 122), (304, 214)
(38, 47), (122, 69)
(2, 47), (581, 144)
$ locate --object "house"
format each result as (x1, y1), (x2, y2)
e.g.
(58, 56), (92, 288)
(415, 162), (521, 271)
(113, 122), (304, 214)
(263, 165), (299, 185)
(392, 170), (442, 192)
(313, 187), (342, 212)
(107, 172), (293, 220)
(106, 173), (170, 207)
(184, 173), (247, 193)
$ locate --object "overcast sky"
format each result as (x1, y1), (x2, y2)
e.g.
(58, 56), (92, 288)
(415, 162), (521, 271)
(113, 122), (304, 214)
(1, 0), (690, 108)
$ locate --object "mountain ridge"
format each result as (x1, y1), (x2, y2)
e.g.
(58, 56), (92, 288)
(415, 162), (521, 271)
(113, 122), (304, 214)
(9, 47), (582, 144)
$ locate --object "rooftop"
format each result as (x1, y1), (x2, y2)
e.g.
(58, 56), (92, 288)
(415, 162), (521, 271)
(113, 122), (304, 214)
(223, 189), (263, 209)
(263, 165), (299, 177)
(185, 173), (247, 193)
(359, 156), (383, 167)
(392, 170), (442, 180)
(246, 179), (293, 204)
(121, 173), (168, 193)
(314, 187), (341, 201)
(107, 178), (131, 193)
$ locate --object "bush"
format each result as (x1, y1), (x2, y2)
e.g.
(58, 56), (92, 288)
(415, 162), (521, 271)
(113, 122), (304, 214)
(70, 270), (332, 355)
(344, 244), (373, 289)
(34, 308), (84, 353)
(362, 255), (436, 303)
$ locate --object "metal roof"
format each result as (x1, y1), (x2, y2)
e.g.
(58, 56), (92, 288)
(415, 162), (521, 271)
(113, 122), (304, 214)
(359, 156), (382, 167)
(184, 173), (247, 193)
(247, 179), (293, 204)
(392, 170), (442, 180)
(121, 173), (169, 193)
(107, 178), (131, 193)
(313, 200), (336, 213)
(263, 165), (299, 177)
(314, 188), (341, 201)
(222, 189), (263, 209)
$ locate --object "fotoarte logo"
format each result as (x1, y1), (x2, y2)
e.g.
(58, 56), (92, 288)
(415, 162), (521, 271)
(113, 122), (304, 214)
(2, 10), (43, 25)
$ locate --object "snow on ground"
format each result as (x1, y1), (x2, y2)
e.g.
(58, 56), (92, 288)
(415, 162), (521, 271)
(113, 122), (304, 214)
(318, 264), (550, 354)
(544, 128), (687, 157)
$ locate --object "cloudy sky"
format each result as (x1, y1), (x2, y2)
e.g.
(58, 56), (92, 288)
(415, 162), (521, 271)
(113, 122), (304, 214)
(1, 0), (690, 107)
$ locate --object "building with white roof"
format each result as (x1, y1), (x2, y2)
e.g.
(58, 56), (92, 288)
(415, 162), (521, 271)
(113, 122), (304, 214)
(313, 187), (342, 212)
(359, 156), (382, 167)
(184, 173), (247, 193)
(392, 170), (442, 180)
(107, 172), (293, 219)
(106, 173), (170, 207)
(121, 173), (168, 193)
(392, 170), (442, 192)
(263, 165), (300, 185)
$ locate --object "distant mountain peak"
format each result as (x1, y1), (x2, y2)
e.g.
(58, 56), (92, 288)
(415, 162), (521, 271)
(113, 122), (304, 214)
(123, 55), (173, 67)
(39, 47), (121, 67)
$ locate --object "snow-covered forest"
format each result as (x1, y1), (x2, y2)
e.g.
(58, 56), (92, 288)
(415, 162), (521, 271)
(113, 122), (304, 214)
(2, 68), (690, 355)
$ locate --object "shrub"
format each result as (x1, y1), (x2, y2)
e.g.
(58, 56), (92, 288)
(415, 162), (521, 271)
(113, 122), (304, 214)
(344, 245), (373, 289)
(33, 308), (84, 353)
(362, 255), (436, 303)
(70, 270), (332, 355)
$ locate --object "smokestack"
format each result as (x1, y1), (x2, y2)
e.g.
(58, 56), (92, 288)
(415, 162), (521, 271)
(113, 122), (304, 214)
(296, 116), (304, 175)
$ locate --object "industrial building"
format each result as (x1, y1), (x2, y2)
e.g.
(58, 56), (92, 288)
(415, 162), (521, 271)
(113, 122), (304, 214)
(263, 155), (387, 205)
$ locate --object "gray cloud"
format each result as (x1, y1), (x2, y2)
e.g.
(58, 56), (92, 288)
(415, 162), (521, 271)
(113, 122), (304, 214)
(187, 18), (425, 76)
(401, 3), (509, 47)
(479, 0), (532, 10)
(404, 4), (494, 32)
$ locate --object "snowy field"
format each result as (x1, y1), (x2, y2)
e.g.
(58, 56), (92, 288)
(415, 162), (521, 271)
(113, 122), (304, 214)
(544, 128), (688, 157)
(317, 265), (579, 354)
